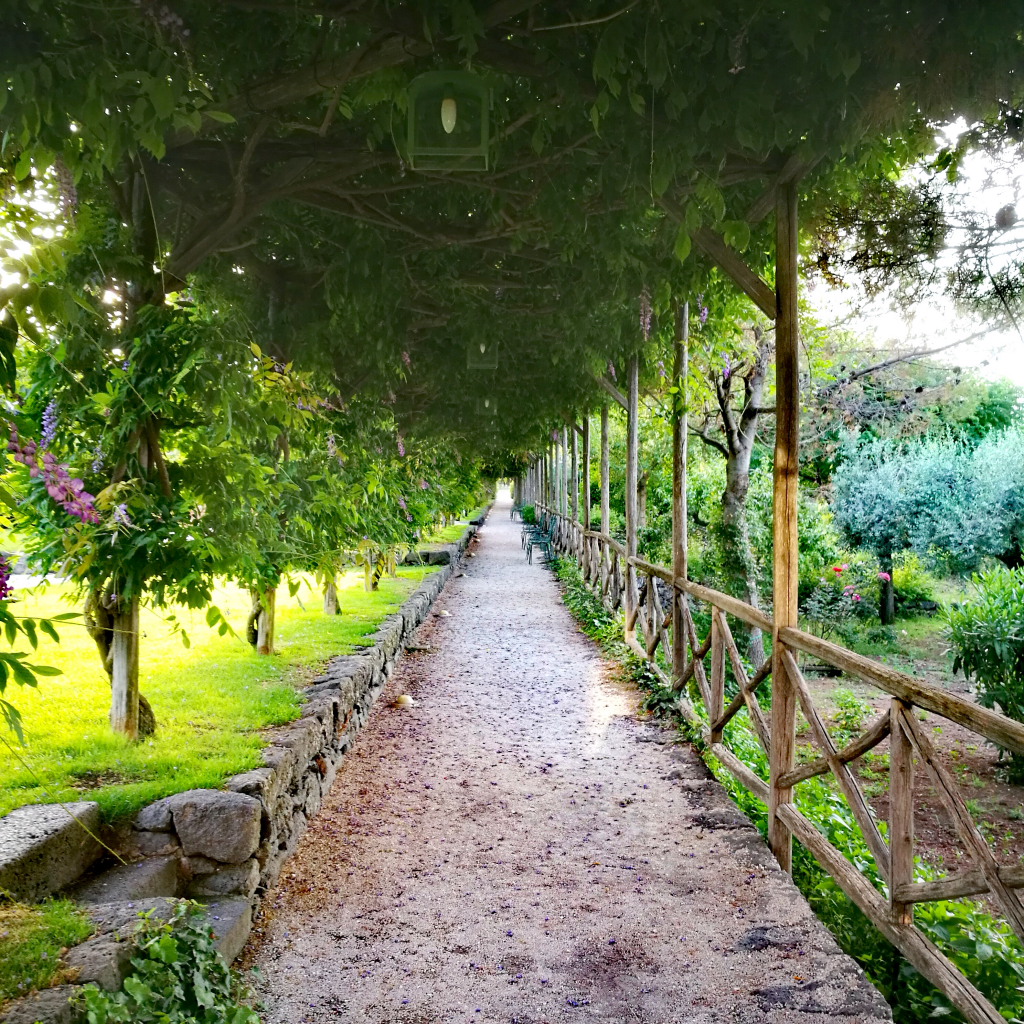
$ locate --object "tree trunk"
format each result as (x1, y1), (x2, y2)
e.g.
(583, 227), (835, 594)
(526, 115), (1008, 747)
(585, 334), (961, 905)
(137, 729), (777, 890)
(638, 469), (650, 532)
(718, 472), (766, 665)
(698, 327), (774, 667)
(247, 587), (277, 654)
(109, 597), (140, 739)
(880, 552), (896, 625)
(257, 588), (276, 654)
(323, 578), (340, 615)
(85, 588), (155, 739)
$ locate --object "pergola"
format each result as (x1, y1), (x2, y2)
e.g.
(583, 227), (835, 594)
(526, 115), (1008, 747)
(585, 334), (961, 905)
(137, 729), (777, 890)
(7, 4), (1024, 1021)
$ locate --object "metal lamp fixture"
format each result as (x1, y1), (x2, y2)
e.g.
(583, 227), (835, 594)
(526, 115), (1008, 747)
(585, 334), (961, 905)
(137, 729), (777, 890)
(407, 70), (491, 171)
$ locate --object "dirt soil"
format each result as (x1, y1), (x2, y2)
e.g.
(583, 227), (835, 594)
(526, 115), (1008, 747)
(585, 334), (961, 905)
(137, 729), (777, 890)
(245, 492), (890, 1024)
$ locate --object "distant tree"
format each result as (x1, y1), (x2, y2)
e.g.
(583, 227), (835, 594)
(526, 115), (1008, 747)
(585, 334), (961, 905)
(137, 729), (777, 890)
(834, 428), (1024, 621)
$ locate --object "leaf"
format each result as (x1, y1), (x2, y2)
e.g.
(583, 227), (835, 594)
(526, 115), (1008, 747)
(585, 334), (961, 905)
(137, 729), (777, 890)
(204, 109), (236, 124)
(722, 220), (750, 251)
(673, 226), (692, 263)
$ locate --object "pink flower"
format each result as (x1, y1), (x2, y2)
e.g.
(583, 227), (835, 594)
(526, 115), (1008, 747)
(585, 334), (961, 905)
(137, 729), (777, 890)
(841, 563), (849, 570)
(852, 594), (862, 602)
(878, 572), (891, 582)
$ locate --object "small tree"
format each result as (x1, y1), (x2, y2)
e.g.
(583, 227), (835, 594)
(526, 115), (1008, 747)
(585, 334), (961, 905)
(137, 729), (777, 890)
(945, 567), (1024, 780)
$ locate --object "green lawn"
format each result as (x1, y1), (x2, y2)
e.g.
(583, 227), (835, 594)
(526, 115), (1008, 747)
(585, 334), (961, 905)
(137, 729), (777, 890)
(422, 523), (471, 544)
(0, 567), (437, 821)
(0, 899), (93, 1006)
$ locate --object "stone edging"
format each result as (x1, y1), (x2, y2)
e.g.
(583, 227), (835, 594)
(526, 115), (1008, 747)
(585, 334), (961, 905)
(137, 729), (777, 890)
(0, 518), (483, 1024)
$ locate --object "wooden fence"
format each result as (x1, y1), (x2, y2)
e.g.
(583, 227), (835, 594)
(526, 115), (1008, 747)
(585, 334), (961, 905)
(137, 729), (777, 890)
(537, 504), (1024, 1024)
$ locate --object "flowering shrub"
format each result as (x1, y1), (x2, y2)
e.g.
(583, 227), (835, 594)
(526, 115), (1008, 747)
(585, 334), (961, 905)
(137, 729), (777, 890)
(801, 559), (879, 641)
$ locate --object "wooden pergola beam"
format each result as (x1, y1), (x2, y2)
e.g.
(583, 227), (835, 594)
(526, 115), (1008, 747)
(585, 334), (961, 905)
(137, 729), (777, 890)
(596, 374), (628, 410)
(692, 227), (777, 319)
(744, 153), (821, 224)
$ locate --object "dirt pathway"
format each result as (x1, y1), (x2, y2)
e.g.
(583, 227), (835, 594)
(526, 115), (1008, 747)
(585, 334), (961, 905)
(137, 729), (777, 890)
(247, 492), (891, 1023)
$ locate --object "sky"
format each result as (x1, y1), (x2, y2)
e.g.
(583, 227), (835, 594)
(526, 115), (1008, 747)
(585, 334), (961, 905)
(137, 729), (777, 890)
(808, 122), (1024, 386)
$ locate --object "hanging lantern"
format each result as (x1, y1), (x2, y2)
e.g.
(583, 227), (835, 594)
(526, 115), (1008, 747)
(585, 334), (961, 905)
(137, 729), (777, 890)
(475, 395), (498, 417)
(407, 70), (491, 171)
(467, 339), (499, 370)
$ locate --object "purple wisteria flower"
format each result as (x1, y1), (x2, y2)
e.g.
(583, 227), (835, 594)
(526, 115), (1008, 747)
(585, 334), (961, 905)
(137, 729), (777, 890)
(8, 425), (100, 524)
(396, 433), (405, 457)
(91, 442), (104, 474)
(419, 479), (429, 490)
(113, 503), (132, 527)
(0, 555), (12, 602)
(402, 351), (412, 368)
(608, 362), (616, 381)
(40, 400), (58, 447)
(639, 287), (653, 340)
(398, 497), (407, 510)
(326, 433), (337, 458)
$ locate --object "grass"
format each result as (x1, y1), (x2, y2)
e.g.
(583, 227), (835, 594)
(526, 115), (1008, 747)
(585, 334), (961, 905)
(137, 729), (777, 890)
(0, 566), (439, 821)
(421, 523), (470, 544)
(0, 898), (93, 1006)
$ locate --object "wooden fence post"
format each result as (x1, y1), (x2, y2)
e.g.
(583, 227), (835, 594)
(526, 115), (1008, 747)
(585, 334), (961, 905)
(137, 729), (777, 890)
(600, 404), (610, 536)
(769, 178), (801, 873)
(673, 301), (689, 689)
(890, 697), (915, 927)
(625, 355), (640, 639)
(560, 426), (569, 518)
(571, 421), (579, 526)
(582, 417), (591, 575)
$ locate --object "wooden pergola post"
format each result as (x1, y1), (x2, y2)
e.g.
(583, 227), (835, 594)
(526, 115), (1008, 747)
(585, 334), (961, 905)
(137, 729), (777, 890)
(570, 421), (579, 524)
(769, 178), (800, 872)
(560, 425), (569, 517)
(624, 355), (639, 639)
(672, 301), (689, 688)
(581, 416), (591, 576)
(600, 404), (610, 536)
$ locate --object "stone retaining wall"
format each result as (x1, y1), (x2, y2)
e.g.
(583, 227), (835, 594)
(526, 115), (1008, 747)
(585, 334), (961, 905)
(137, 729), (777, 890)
(129, 527), (477, 901)
(0, 520), (481, 1024)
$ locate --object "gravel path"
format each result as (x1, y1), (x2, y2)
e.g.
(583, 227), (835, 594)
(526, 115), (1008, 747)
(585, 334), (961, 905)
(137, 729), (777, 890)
(247, 491), (891, 1024)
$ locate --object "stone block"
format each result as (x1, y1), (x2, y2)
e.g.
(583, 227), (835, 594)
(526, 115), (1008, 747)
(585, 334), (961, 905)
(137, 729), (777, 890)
(85, 898), (178, 940)
(170, 791), (261, 865)
(133, 830), (180, 857)
(273, 719), (322, 763)
(0, 802), (102, 902)
(0, 984), (79, 1024)
(64, 937), (133, 990)
(202, 897), (252, 964)
(73, 855), (181, 904)
(184, 854), (220, 877)
(133, 797), (175, 832)
(225, 767), (276, 808)
(189, 858), (259, 897)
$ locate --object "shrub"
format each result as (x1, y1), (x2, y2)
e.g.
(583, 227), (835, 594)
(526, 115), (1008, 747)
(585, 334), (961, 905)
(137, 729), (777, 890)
(78, 902), (259, 1024)
(800, 558), (880, 641)
(831, 687), (872, 743)
(892, 552), (938, 607)
(520, 504), (536, 524)
(944, 567), (1024, 778)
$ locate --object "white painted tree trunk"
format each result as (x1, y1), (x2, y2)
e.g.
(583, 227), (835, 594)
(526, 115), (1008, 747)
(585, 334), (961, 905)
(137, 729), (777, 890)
(257, 586), (276, 655)
(109, 595), (140, 740)
(323, 578), (340, 616)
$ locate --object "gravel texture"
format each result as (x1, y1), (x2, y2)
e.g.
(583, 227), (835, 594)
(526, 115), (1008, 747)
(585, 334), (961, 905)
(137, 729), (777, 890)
(247, 492), (891, 1024)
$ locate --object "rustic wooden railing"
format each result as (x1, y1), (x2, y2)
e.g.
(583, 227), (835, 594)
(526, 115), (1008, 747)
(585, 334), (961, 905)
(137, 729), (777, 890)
(537, 505), (1024, 1024)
